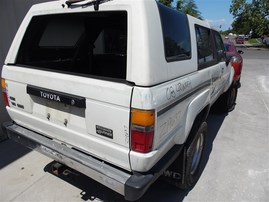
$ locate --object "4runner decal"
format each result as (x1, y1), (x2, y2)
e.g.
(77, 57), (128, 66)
(96, 125), (113, 139)
(166, 78), (192, 101)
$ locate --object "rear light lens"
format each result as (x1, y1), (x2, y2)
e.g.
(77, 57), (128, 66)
(1, 79), (9, 107)
(230, 56), (242, 66)
(131, 109), (155, 153)
(230, 56), (242, 78)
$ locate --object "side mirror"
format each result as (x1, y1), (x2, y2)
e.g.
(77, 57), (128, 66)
(238, 50), (244, 54)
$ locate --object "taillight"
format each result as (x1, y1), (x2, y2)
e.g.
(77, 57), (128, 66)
(230, 56), (242, 79)
(1, 79), (9, 107)
(230, 56), (242, 68)
(131, 109), (155, 153)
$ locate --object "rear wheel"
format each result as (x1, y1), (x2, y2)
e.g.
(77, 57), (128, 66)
(189, 130), (204, 175)
(226, 84), (237, 111)
(212, 83), (238, 113)
(182, 122), (207, 189)
(162, 122), (208, 190)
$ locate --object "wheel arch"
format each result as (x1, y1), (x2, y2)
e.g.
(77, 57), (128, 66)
(185, 105), (209, 147)
(183, 89), (210, 145)
(224, 63), (235, 93)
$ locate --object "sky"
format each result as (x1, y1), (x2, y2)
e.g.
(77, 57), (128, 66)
(195, 0), (234, 31)
(174, 0), (235, 31)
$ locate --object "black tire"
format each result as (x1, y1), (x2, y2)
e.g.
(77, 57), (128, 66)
(180, 121), (208, 189)
(162, 122), (208, 190)
(226, 83), (238, 112)
(212, 83), (238, 113)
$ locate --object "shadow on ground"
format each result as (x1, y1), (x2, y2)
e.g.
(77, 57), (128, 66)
(0, 139), (31, 169)
(43, 112), (226, 202)
(0, 100), (31, 169)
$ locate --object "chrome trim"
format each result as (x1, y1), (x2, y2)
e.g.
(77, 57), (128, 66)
(4, 123), (129, 195)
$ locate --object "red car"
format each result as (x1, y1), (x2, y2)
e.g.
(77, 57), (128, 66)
(235, 36), (244, 44)
(224, 42), (243, 86)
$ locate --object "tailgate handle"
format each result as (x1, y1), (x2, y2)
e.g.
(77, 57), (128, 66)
(27, 85), (86, 108)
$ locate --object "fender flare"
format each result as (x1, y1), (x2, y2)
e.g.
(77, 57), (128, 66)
(224, 63), (235, 93)
(183, 89), (210, 143)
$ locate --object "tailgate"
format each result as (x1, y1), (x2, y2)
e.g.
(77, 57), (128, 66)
(2, 10), (133, 170)
(2, 66), (133, 170)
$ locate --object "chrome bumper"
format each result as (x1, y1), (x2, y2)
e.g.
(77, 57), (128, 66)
(2, 122), (183, 201)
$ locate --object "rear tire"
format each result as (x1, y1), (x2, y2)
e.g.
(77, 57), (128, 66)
(212, 83), (238, 113)
(180, 122), (207, 189)
(162, 122), (208, 190)
(226, 83), (237, 112)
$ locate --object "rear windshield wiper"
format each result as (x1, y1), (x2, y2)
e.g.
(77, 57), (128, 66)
(65, 0), (85, 7)
(65, 0), (113, 11)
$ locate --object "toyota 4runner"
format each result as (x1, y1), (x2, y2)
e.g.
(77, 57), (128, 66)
(1, 0), (237, 200)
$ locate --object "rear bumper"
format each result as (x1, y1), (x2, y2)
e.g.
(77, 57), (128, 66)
(2, 121), (183, 201)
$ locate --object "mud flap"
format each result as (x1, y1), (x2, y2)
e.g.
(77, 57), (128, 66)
(161, 146), (186, 188)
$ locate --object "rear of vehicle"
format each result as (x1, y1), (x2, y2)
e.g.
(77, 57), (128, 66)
(1, 0), (185, 200)
(2, 0), (136, 199)
(1, 0), (234, 200)
(3, 2), (133, 165)
(235, 36), (244, 44)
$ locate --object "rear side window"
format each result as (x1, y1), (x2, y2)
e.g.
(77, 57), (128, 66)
(224, 44), (232, 52)
(195, 25), (216, 69)
(158, 3), (191, 62)
(17, 12), (127, 80)
(213, 31), (226, 62)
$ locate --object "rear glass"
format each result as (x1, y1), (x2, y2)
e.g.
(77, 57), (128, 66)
(224, 43), (236, 52)
(17, 12), (127, 80)
(157, 3), (191, 62)
(195, 25), (214, 67)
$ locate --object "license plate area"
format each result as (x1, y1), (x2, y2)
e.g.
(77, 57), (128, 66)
(27, 86), (86, 129)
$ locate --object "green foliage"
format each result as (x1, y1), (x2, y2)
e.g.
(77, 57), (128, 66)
(248, 38), (258, 44)
(229, 0), (247, 17)
(230, 0), (269, 36)
(159, 0), (173, 7)
(176, 0), (203, 19)
(158, 0), (203, 20)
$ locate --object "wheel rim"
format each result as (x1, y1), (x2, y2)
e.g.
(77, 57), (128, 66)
(190, 133), (204, 175)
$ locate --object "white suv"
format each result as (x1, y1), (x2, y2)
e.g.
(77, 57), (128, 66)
(1, 0), (236, 200)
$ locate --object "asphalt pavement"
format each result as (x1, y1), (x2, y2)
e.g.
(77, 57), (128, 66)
(0, 48), (268, 202)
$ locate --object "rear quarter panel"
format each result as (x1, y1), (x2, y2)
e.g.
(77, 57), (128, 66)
(130, 69), (211, 171)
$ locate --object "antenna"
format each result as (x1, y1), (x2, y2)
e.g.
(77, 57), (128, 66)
(94, 0), (100, 11)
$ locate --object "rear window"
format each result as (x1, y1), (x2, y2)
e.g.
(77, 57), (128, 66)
(224, 43), (236, 52)
(195, 25), (216, 69)
(213, 31), (225, 62)
(16, 12), (127, 80)
(157, 3), (191, 62)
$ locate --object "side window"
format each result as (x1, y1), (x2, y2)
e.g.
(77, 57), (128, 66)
(195, 25), (214, 65)
(213, 31), (226, 62)
(158, 3), (191, 62)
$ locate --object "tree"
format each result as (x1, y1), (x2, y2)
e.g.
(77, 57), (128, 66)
(230, 0), (269, 36)
(229, 0), (247, 17)
(176, 0), (203, 20)
(159, 0), (203, 19)
(159, 0), (173, 7)
(251, 0), (269, 36)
